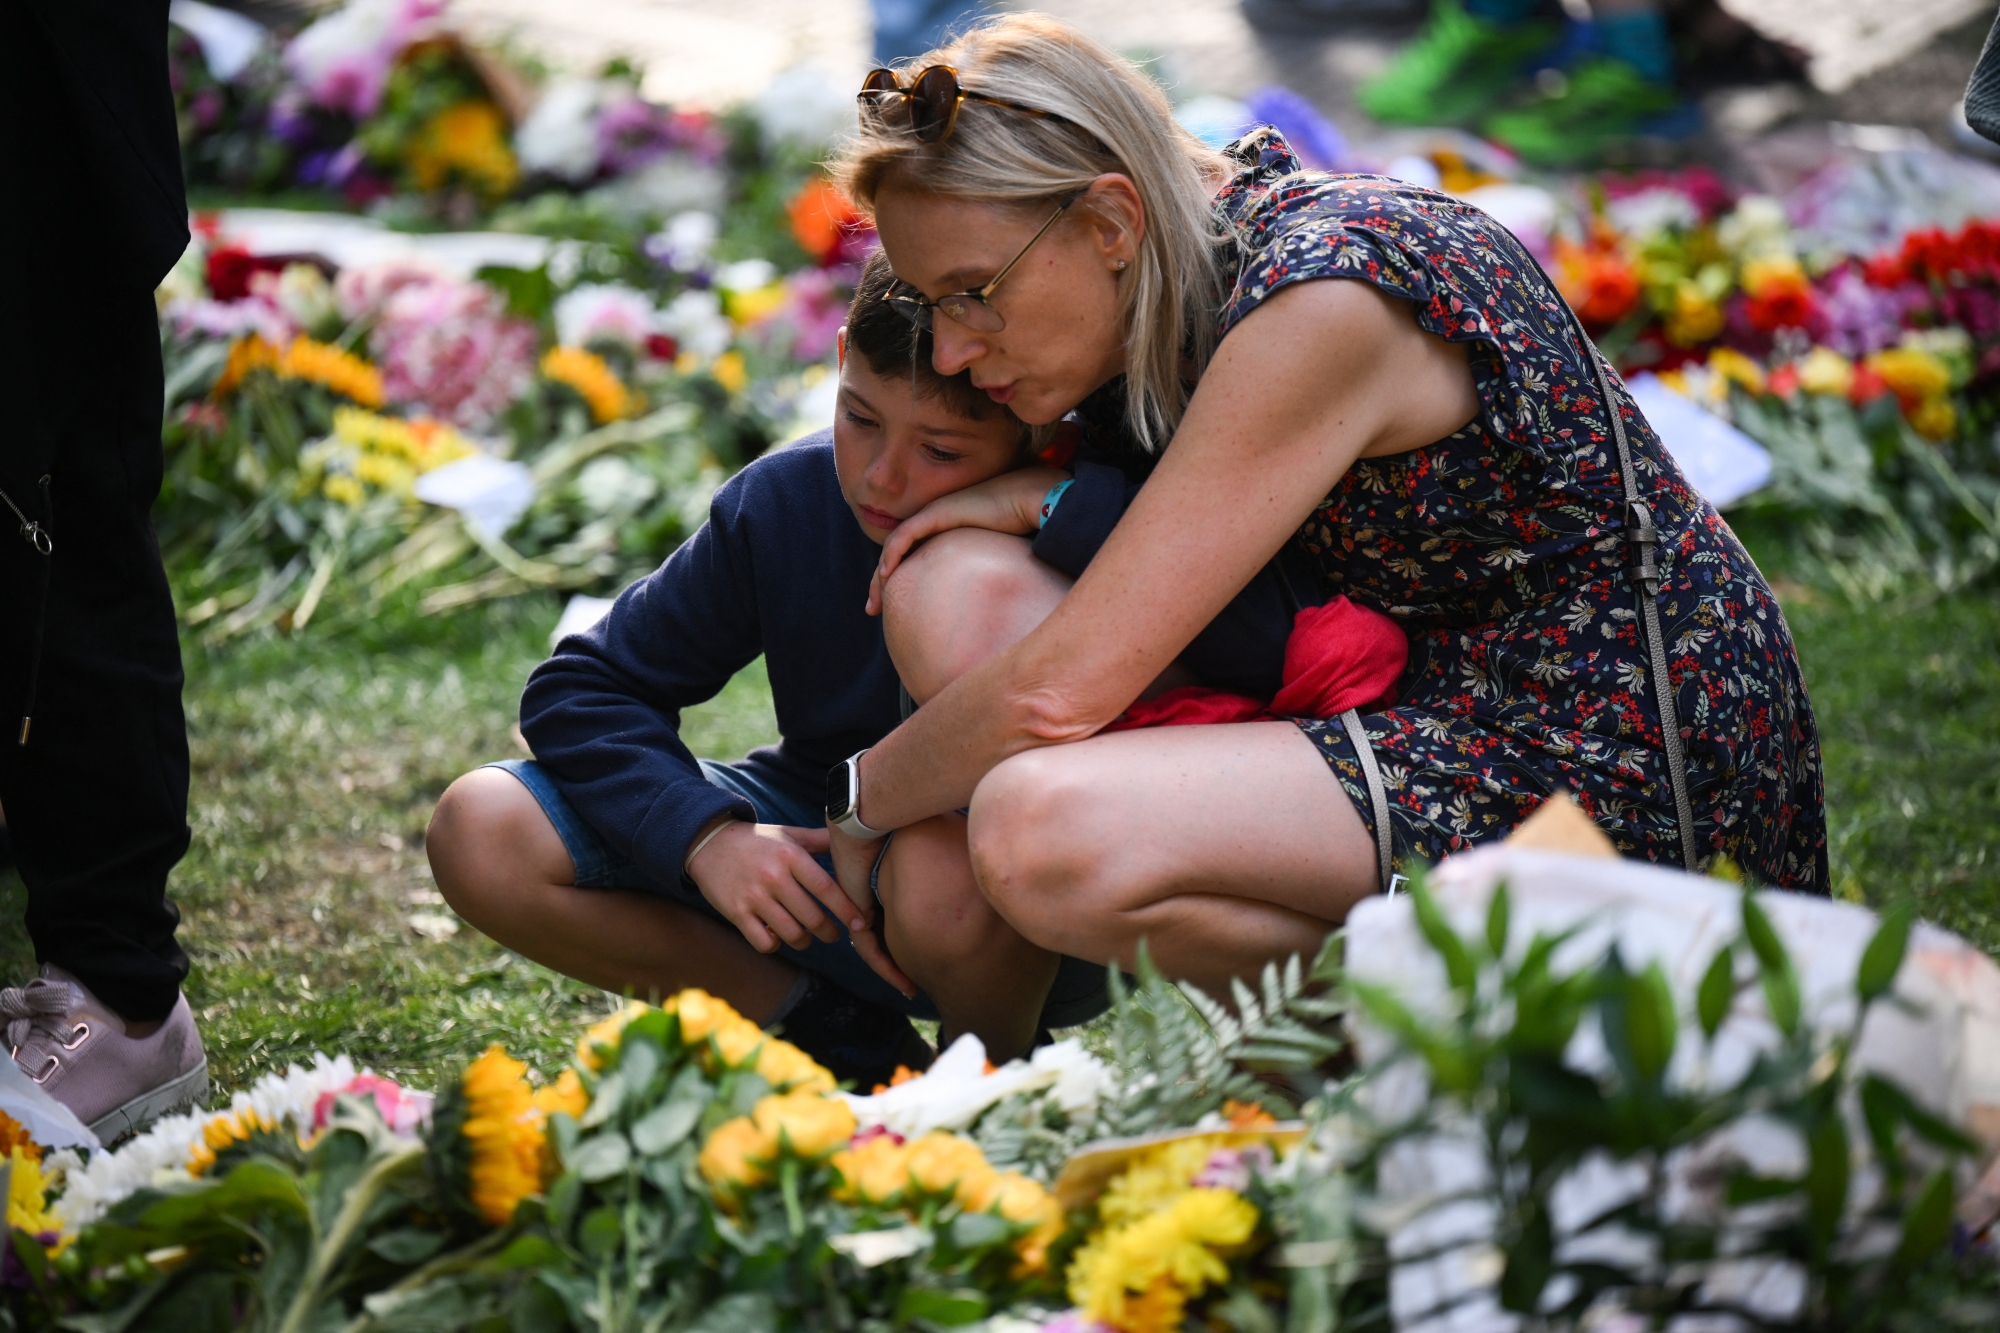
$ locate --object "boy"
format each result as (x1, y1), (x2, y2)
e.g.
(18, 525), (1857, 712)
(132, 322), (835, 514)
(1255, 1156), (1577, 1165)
(427, 253), (1328, 1083)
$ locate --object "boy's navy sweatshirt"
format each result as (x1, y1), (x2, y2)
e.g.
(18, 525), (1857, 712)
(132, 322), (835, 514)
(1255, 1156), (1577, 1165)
(520, 429), (1305, 893)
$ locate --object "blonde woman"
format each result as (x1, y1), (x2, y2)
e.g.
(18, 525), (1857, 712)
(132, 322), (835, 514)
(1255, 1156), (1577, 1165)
(825, 15), (1825, 1052)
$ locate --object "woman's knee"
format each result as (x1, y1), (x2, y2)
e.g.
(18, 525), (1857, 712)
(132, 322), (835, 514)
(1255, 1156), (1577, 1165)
(427, 768), (573, 918)
(882, 528), (1069, 702)
(966, 750), (1115, 949)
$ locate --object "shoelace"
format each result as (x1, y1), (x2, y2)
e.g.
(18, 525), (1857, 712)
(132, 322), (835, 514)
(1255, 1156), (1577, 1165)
(1, 980), (76, 1058)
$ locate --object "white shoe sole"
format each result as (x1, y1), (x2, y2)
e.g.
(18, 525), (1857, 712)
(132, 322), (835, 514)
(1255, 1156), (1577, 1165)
(87, 1059), (210, 1145)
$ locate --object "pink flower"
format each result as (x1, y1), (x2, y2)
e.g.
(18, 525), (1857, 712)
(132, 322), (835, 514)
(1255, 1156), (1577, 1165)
(1817, 266), (1910, 357)
(370, 276), (537, 429)
(1192, 1143), (1273, 1193)
(312, 1073), (435, 1136)
(773, 266), (852, 363)
(285, 0), (445, 118)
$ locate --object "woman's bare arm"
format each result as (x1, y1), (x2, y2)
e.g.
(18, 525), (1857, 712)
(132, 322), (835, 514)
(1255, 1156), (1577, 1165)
(848, 277), (1480, 829)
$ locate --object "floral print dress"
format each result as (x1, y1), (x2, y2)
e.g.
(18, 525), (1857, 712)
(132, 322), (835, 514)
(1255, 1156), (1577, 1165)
(1207, 130), (1827, 889)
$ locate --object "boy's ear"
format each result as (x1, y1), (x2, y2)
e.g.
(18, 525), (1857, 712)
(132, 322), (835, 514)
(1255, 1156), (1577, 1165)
(836, 326), (847, 371)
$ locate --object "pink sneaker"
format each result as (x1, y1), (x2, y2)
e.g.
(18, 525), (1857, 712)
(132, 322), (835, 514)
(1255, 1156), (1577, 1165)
(3, 965), (208, 1142)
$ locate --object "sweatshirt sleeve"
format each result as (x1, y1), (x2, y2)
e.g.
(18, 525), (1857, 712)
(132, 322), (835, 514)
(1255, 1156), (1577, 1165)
(1030, 460), (1315, 701)
(519, 480), (763, 892)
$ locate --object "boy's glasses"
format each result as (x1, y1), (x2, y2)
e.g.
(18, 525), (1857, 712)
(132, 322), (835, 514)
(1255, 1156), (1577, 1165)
(880, 193), (1078, 334)
(857, 64), (1080, 145)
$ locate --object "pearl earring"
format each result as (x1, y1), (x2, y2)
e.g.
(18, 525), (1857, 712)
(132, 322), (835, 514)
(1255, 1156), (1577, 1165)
(1113, 259), (1128, 271)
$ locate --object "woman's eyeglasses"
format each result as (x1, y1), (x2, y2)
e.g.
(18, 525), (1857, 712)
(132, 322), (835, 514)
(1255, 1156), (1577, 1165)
(857, 64), (1079, 145)
(880, 193), (1079, 334)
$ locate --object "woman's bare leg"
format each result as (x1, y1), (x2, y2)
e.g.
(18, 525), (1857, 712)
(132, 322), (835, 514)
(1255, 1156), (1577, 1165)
(876, 813), (1061, 1061)
(427, 768), (799, 1020)
(967, 722), (1378, 997)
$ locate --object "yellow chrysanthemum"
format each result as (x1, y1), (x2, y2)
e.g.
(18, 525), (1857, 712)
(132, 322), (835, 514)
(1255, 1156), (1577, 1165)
(1796, 346), (1855, 399)
(1663, 279), (1725, 348)
(460, 1045), (547, 1226)
(750, 1090), (857, 1159)
(322, 473), (366, 507)
(832, 1133), (909, 1205)
(532, 1068), (589, 1120)
(1867, 347), (1953, 404)
(1095, 1135), (1235, 1227)
(186, 1109), (280, 1177)
(710, 350), (749, 396)
(407, 100), (519, 198)
(5, 1147), (57, 1236)
(1706, 347), (1768, 398)
(542, 346), (637, 423)
(329, 408), (474, 471)
(753, 1036), (836, 1094)
(1068, 1189), (1258, 1332)
(576, 1000), (652, 1072)
(352, 450), (417, 494)
(213, 333), (281, 398)
(698, 1115), (777, 1194)
(279, 337), (385, 407)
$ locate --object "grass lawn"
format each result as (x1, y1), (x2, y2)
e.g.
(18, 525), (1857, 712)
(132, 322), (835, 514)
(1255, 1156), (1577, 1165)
(3, 547), (1998, 1100)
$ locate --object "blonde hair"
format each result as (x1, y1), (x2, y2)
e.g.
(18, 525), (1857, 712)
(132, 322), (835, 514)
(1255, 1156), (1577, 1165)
(832, 13), (1231, 453)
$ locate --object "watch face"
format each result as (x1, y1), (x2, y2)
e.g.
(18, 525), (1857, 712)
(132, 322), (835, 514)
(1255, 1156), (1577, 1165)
(825, 762), (851, 821)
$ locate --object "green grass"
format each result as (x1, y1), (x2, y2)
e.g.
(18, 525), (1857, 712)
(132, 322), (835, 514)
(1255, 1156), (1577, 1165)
(3, 556), (1998, 1103)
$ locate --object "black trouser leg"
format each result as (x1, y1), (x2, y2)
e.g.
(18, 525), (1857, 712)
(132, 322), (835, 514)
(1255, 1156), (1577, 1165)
(0, 288), (191, 1022)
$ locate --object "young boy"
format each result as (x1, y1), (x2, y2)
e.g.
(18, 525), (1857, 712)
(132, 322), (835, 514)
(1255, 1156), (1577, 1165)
(426, 253), (1363, 1084)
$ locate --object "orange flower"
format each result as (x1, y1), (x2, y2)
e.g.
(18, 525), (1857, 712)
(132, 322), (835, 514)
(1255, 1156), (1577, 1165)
(1741, 255), (1817, 333)
(0, 1111), (41, 1165)
(460, 1045), (548, 1225)
(213, 333), (281, 398)
(1554, 237), (1641, 329)
(787, 177), (868, 265)
(279, 337), (386, 407)
(532, 1068), (589, 1120)
(542, 346), (637, 423)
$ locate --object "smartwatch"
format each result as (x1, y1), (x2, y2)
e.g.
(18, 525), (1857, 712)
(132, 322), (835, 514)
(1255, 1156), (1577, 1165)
(826, 749), (888, 840)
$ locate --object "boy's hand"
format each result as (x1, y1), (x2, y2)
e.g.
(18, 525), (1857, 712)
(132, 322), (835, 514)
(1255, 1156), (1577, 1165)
(827, 824), (919, 999)
(687, 821), (850, 954)
(866, 467), (1070, 615)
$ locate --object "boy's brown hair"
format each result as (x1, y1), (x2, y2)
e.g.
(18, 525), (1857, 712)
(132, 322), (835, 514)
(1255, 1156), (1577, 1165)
(845, 249), (1012, 427)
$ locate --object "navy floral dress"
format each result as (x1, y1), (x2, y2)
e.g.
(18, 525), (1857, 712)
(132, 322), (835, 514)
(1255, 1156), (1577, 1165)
(1204, 130), (1827, 889)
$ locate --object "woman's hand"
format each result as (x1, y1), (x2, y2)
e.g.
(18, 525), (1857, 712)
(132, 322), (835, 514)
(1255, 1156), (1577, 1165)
(827, 824), (918, 998)
(866, 466), (1070, 615)
(686, 820), (849, 953)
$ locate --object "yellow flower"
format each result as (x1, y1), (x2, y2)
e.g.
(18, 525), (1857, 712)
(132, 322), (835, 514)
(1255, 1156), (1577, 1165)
(1663, 279), (1724, 347)
(955, 1160), (1004, 1213)
(751, 1090), (857, 1159)
(669, 988), (734, 1044)
(832, 1133), (909, 1205)
(1068, 1189), (1258, 1333)
(1096, 1135), (1234, 1228)
(5, 1147), (57, 1236)
(709, 1015), (767, 1070)
(542, 345), (637, 423)
(1706, 347), (1767, 399)
(904, 1131), (989, 1196)
(460, 1045), (547, 1226)
(1867, 347), (1953, 404)
(576, 1000), (652, 1072)
(1796, 346), (1855, 399)
(1909, 396), (1957, 441)
(533, 1068), (589, 1120)
(710, 350), (748, 396)
(213, 333), (280, 398)
(279, 337), (385, 407)
(407, 101), (519, 198)
(186, 1109), (279, 1177)
(352, 450), (417, 495)
(724, 283), (788, 327)
(322, 474), (366, 507)
(754, 1037), (836, 1094)
(698, 1115), (777, 1192)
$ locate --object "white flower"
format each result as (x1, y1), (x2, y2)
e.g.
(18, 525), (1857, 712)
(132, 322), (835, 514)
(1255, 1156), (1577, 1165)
(269, 263), (339, 333)
(516, 77), (612, 183)
(553, 282), (657, 351)
(714, 258), (778, 294)
(840, 1035), (1114, 1139)
(589, 157), (727, 223)
(751, 65), (856, 149)
(658, 289), (733, 360)
(647, 210), (719, 273)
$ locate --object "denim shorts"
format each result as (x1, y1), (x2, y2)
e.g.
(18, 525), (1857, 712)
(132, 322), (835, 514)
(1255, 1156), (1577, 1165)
(485, 758), (1111, 1029)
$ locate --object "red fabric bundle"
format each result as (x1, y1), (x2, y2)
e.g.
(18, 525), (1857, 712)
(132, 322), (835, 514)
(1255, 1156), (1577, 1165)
(1106, 596), (1407, 732)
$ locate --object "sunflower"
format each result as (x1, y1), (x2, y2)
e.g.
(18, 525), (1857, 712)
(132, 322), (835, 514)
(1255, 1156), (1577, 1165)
(459, 1045), (547, 1225)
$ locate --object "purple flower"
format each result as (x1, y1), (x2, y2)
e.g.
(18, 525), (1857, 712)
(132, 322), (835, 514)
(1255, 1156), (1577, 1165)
(1193, 1143), (1274, 1193)
(774, 267), (851, 362)
(1818, 266), (1909, 357)
(596, 96), (677, 176)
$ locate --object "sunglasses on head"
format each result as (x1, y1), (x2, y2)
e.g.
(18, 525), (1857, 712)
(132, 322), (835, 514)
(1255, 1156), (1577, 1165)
(857, 64), (1080, 145)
